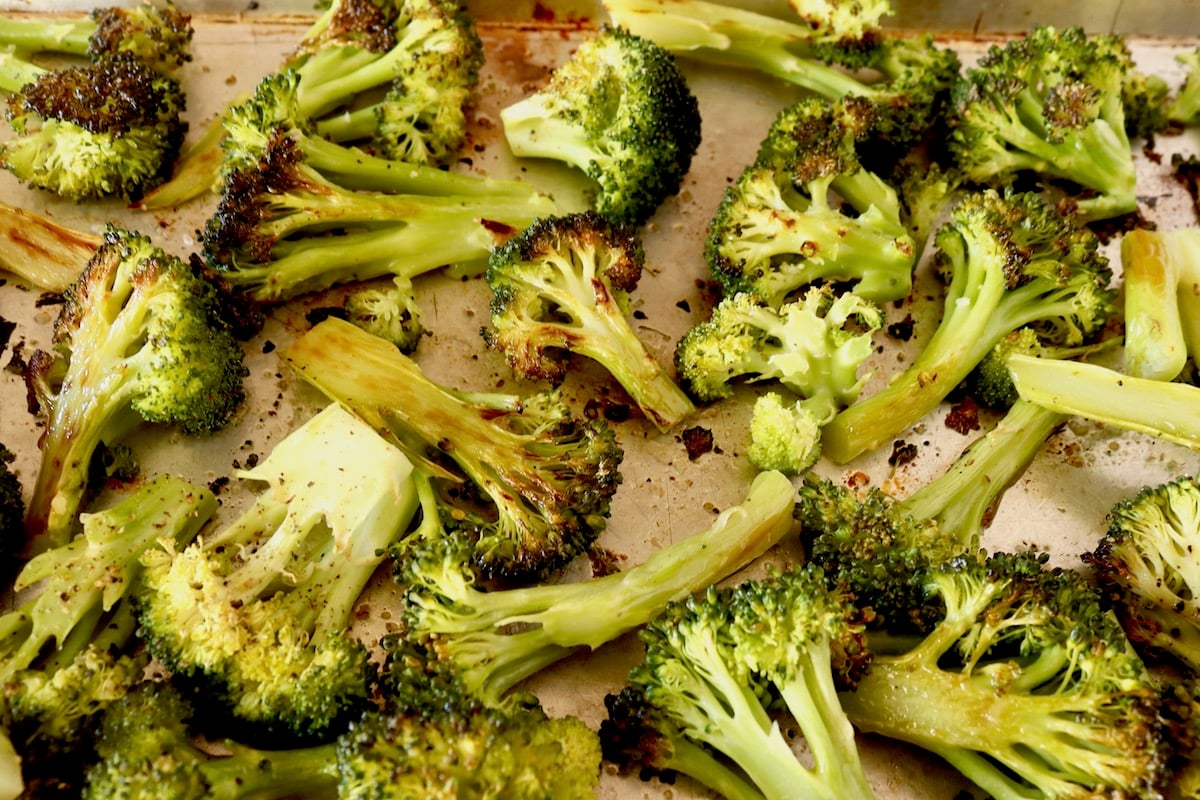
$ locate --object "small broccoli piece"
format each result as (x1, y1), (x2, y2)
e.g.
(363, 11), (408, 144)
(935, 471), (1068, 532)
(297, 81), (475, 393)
(604, 564), (876, 800)
(1083, 476), (1200, 672)
(1120, 227), (1200, 382)
(0, 51), (186, 201)
(605, 0), (959, 152)
(839, 551), (1170, 799)
(285, 318), (624, 584)
(1169, 46), (1200, 125)
(484, 211), (694, 432)
(947, 26), (1143, 222)
(0, 446), (22, 569)
(966, 326), (1121, 411)
(499, 25), (701, 226)
(674, 286), (882, 405)
(892, 157), (963, 262)
(821, 189), (1115, 463)
(21, 226), (246, 556)
(0, 730), (17, 800)
(391, 469), (797, 707)
(344, 275), (425, 353)
(0, 1), (192, 72)
(747, 391), (822, 475)
(136, 404), (426, 741)
(0, 200), (100, 293)
(707, 97), (917, 304)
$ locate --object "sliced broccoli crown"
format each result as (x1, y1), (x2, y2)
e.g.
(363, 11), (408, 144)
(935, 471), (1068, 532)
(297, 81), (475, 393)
(1085, 476), (1200, 673)
(344, 275), (426, 353)
(1170, 46), (1200, 125)
(0, 445), (22, 566)
(707, 97), (915, 304)
(286, 317), (624, 585)
(840, 551), (1171, 799)
(499, 25), (701, 226)
(947, 26), (1139, 221)
(618, 565), (876, 800)
(821, 189), (1115, 463)
(485, 211), (694, 431)
(391, 469), (796, 706)
(136, 405), (423, 741)
(0, 52), (187, 201)
(22, 226), (245, 555)
(674, 286), (883, 405)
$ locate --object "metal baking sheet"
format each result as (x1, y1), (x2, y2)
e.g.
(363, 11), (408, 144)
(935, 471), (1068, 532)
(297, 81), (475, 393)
(1, 3), (1199, 798)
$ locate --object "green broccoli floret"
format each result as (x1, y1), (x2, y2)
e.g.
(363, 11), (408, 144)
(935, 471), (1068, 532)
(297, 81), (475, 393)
(135, 404), (426, 742)
(391, 469), (797, 707)
(1169, 46), (1200, 125)
(484, 211), (694, 432)
(602, 564), (876, 800)
(0, 475), (214, 793)
(674, 286), (882, 405)
(746, 391), (822, 475)
(839, 551), (1170, 799)
(0, 1), (192, 72)
(604, 0), (960, 152)
(343, 275), (425, 353)
(0, 445), (22, 569)
(821, 189), (1115, 463)
(0, 51), (187, 201)
(498, 25), (701, 226)
(947, 26), (1143, 222)
(1083, 476), (1200, 672)
(0, 199), (100, 292)
(21, 226), (246, 556)
(1119, 227), (1200, 382)
(707, 97), (917, 304)
(285, 318), (624, 585)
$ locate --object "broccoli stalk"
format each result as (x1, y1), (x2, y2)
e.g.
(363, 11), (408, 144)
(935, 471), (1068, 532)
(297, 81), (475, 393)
(605, 564), (876, 800)
(22, 226), (246, 556)
(136, 404), (426, 741)
(484, 211), (695, 432)
(1084, 476), (1200, 672)
(1120, 227), (1200, 381)
(0, 200), (100, 293)
(499, 25), (701, 226)
(838, 553), (1170, 800)
(0, 1), (193, 72)
(1169, 45), (1200, 125)
(392, 469), (797, 707)
(0, 51), (186, 201)
(821, 189), (1115, 463)
(285, 318), (624, 585)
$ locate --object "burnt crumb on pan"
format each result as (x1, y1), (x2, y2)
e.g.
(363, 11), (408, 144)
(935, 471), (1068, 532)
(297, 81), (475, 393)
(681, 425), (714, 461)
(945, 396), (981, 435)
(887, 313), (915, 341)
(888, 439), (918, 468)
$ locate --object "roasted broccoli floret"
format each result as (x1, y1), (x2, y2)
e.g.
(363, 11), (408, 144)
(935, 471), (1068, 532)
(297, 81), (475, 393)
(1119, 227), (1200, 381)
(604, 0), (960, 152)
(821, 189), (1115, 463)
(22, 226), (246, 556)
(0, 51), (186, 201)
(0, 445), (22, 569)
(484, 211), (694, 432)
(499, 25), (701, 226)
(1084, 475), (1200, 672)
(343, 275), (425, 353)
(135, 405), (425, 742)
(1169, 45), (1200, 125)
(946, 26), (1144, 221)
(838, 552), (1170, 799)
(285, 318), (624, 585)
(602, 564), (876, 800)
(0, 200), (100, 293)
(391, 469), (797, 707)
(707, 97), (917, 304)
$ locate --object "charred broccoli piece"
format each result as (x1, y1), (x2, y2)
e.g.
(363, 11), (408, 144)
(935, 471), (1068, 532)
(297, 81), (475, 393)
(0, 445), (22, 569)
(0, 200), (100, 293)
(343, 276), (425, 353)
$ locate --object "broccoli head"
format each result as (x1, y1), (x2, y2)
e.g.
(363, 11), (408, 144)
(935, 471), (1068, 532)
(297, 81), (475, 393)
(484, 211), (694, 432)
(499, 25), (701, 226)
(343, 275), (426, 353)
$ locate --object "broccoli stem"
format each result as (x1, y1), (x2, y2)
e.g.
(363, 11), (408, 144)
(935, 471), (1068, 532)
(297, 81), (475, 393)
(132, 108), (231, 211)
(0, 201), (100, 292)
(295, 43), (415, 121)
(0, 50), (47, 93)
(0, 17), (93, 58)
(661, 737), (766, 800)
(499, 102), (611, 173)
(201, 739), (340, 799)
(1008, 354), (1200, 450)
(1120, 228), (1200, 381)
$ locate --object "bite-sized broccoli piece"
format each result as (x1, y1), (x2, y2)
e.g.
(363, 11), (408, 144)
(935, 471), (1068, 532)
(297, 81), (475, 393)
(0, 445), (22, 569)
(604, 0), (960, 152)
(0, 200), (100, 293)
(0, 51), (187, 201)
(344, 275), (425, 353)
(838, 551), (1170, 800)
(285, 318), (624, 585)
(892, 156), (964, 261)
(1083, 475), (1200, 672)
(603, 564), (876, 800)
(0, 730), (17, 800)
(966, 326), (1120, 412)
(498, 25), (701, 226)
(0, 476), (214, 794)
(0, 1), (192, 72)
(674, 286), (882, 404)
(22, 226), (246, 556)
(946, 26), (1144, 221)
(1169, 46), (1200, 125)
(746, 391), (822, 475)
(484, 211), (694, 432)
(135, 405), (425, 742)
(1120, 227), (1200, 381)
(391, 469), (797, 707)
(821, 189), (1115, 463)
(707, 97), (917, 304)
